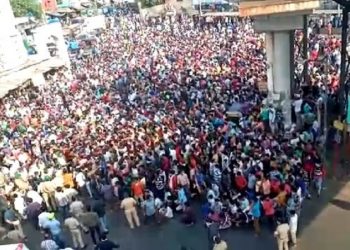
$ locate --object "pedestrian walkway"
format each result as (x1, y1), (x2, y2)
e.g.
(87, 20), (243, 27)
(298, 179), (350, 250)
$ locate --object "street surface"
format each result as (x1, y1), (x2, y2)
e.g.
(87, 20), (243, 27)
(15, 178), (350, 250)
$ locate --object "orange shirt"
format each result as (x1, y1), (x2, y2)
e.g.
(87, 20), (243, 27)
(132, 181), (144, 197)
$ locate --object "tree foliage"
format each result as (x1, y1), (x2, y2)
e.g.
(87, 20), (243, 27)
(10, 0), (43, 19)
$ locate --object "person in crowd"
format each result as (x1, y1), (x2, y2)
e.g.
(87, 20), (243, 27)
(41, 233), (59, 250)
(181, 202), (196, 226)
(250, 196), (262, 236)
(79, 205), (101, 246)
(289, 209), (298, 247)
(4, 203), (23, 235)
(262, 196), (276, 230)
(64, 213), (87, 249)
(24, 197), (41, 230)
(274, 220), (290, 250)
(94, 233), (120, 250)
(212, 235), (228, 250)
(69, 196), (85, 219)
(92, 198), (108, 233)
(55, 187), (69, 219)
(206, 218), (220, 250)
(120, 194), (141, 229)
(143, 192), (156, 225)
(42, 213), (65, 248)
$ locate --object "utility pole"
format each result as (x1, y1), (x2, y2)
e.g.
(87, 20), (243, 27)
(339, 7), (349, 116)
(303, 15), (308, 86)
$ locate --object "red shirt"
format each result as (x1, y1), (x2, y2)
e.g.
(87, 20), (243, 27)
(262, 199), (275, 216)
(161, 156), (171, 172)
(235, 175), (247, 191)
(270, 179), (281, 193)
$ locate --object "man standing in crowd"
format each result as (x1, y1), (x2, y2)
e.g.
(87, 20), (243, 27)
(43, 213), (65, 248)
(274, 220), (290, 250)
(206, 218), (219, 250)
(289, 210), (298, 247)
(79, 205), (101, 246)
(64, 213), (86, 249)
(92, 198), (108, 233)
(120, 194), (140, 229)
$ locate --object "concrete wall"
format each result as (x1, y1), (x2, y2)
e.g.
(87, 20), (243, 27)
(32, 22), (70, 68)
(0, 0), (28, 72)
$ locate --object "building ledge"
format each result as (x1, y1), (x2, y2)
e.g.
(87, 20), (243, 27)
(0, 57), (64, 97)
(239, 0), (320, 17)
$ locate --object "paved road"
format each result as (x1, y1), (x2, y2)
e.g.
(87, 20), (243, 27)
(3, 177), (350, 250)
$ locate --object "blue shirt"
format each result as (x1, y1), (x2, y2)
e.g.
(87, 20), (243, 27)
(4, 209), (16, 222)
(43, 219), (61, 235)
(251, 201), (261, 218)
(178, 188), (187, 204)
(144, 199), (156, 216)
(248, 174), (256, 190)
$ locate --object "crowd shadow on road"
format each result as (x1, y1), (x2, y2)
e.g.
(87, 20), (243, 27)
(330, 199), (350, 211)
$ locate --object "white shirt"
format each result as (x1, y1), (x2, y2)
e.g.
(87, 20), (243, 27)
(293, 99), (303, 113)
(14, 196), (26, 215)
(75, 172), (86, 187)
(55, 192), (69, 207)
(27, 190), (43, 204)
(164, 207), (173, 218)
(64, 188), (78, 202)
(289, 214), (298, 233)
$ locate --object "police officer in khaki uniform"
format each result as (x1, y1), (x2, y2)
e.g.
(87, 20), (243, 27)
(274, 220), (290, 250)
(120, 195), (140, 229)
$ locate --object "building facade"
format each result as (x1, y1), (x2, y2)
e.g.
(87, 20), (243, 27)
(0, 0), (28, 72)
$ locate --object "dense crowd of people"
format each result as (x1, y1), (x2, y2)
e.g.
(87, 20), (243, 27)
(0, 6), (337, 250)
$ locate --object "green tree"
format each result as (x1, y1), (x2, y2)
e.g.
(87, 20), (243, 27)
(10, 0), (43, 19)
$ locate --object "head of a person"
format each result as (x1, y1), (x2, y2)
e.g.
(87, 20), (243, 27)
(47, 213), (55, 220)
(100, 233), (108, 241)
(213, 235), (222, 244)
(43, 233), (51, 240)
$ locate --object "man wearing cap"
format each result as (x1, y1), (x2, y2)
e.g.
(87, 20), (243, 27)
(274, 219), (290, 250)
(42, 213), (65, 249)
(64, 213), (86, 249)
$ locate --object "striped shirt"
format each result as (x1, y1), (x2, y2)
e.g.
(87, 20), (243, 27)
(41, 239), (59, 250)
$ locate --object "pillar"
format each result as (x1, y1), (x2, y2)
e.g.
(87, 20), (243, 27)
(265, 31), (292, 126)
(254, 15), (306, 127)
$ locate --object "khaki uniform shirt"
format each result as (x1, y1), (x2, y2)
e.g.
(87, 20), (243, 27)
(275, 223), (290, 241)
(64, 217), (81, 231)
(120, 197), (137, 211)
